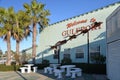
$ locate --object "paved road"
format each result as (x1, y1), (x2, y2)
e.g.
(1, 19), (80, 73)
(0, 70), (107, 80)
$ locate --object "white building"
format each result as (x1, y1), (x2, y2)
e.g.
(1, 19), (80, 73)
(35, 2), (120, 64)
(106, 6), (120, 80)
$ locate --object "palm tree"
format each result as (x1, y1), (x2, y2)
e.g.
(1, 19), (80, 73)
(23, 0), (50, 64)
(12, 10), (31, 65)
(0, 7), (15, 65)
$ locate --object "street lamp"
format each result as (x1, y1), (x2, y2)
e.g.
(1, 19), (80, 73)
(87, 31), (90, 64)
(56, 46), (60, 64)
(81, 26), (90, 64)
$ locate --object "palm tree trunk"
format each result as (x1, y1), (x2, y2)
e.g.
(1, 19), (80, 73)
(16, 40), (20, 65)
(32, 23), (37, 64)
(6, 31), (11, 66)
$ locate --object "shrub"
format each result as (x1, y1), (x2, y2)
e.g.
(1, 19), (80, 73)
(35, 64), (45, 69)
(11, 62), (16, 65)
(91, 55), (106, 64)
(61, 58), (72, 65)
(34, 60), (50, 70)
(42, 59), (49, 66)
(0, 64), (21, 71)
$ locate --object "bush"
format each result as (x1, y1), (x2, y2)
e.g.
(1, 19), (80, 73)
(0, 64), (21, 71)
(29, 60), (50, 70)
(91, 55), (106, 64)
(42, 59), (49, 66)
(35, 64), (46, 69)
(11, 62), (16, 65)
(61, 58), (72, 65)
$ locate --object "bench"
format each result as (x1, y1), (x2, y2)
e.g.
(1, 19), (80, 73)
(70, 68), (82, 78)
(44, 67), (53, 74)
(20, 66), (38, 73)
(54, 69), (64, 79)
(33, 67), (38, 72)
(20, 67), (27, 73)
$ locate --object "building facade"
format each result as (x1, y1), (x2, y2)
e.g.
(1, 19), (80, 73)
(35, 2), (120, 64)
(106, 6), (120, 80)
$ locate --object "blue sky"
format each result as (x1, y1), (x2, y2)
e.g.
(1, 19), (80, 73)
(0, 0), (120, 53)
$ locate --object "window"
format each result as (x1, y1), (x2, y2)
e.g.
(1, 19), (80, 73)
(90, 45), (100, 59)
(90, 52), (100, 58)
(64, 54), (70, 59)
(76, 47), (84, 58)
(63, 48), (70, 59)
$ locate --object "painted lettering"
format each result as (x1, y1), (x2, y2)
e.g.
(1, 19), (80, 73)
(62, 26), (102, 37)
(66, 19), (87, 29)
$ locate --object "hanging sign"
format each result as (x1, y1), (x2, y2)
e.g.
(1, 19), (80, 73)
(62, 18), (102, 37)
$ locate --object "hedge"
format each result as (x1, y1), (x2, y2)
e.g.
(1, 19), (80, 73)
(0, 64), (21, 71)
(0, 63), (106, 74)
(72, 63), (106, 74)
(36, 63), (106, 74)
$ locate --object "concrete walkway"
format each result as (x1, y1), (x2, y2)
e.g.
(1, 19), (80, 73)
(0, 70), (107, 80)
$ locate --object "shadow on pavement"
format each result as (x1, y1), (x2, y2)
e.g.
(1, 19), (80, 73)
(37, 70), (84, 80)
(13, 65), (27, 80)
(15, 71), (27, 80)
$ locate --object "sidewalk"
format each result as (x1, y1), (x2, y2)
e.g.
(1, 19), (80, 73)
(0, 70), (108, 80)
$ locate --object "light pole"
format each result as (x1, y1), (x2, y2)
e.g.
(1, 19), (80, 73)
(87, 31), (90, 64)
(42, 53), (43, 64)
(56, 46), (60, 64)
